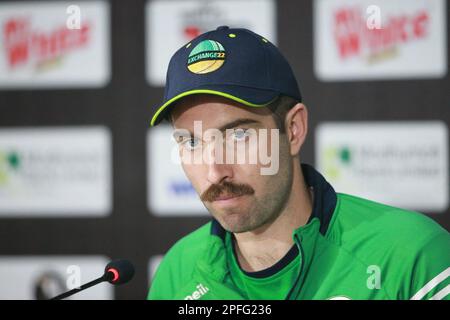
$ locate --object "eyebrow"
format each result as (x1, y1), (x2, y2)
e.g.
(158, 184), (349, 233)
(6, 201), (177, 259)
(217, 118), (262, 132)
(172, 118), (263, 140)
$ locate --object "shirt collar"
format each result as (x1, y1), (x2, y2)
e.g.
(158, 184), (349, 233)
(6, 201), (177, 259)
(201, 164), (338, 287)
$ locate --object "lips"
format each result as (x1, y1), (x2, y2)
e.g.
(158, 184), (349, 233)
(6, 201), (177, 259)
(213, 194), (241, 201)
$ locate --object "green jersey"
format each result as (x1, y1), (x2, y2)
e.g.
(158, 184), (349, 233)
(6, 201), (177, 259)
(148, 164), (450, 300)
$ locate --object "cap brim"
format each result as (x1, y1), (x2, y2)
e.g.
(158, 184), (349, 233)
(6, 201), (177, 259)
(150, 85), (279, 126)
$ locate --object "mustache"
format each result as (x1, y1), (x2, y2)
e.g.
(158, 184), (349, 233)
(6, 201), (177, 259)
(200, 181), (255, 202)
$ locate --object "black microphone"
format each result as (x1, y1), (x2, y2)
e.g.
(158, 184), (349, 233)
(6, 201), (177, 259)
(50, 259), (135, 300)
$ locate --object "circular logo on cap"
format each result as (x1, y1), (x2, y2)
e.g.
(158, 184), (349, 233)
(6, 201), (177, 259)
(187, 40), (226, 74)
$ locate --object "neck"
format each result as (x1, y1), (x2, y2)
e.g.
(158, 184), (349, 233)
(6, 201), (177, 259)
(233, 161), (313, 272)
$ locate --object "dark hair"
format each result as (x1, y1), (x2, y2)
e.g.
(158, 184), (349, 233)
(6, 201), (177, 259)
(266, 95), (299, 133)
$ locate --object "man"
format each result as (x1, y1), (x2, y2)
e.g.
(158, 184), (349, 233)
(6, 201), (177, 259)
(147, 26), (449, 300)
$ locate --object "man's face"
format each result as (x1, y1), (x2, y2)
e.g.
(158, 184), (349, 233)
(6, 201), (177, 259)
(171, 95), (293, 233)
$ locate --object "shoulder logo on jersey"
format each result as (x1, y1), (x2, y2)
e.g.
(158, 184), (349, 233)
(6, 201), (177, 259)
(327, 295), (352, 300)
(184, 283), (210, 300)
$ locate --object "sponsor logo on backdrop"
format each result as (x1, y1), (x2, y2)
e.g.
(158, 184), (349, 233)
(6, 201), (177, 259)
(34, 271), (67, 300)
(315, 122), (449, 212)
(314, 0), (447, 80)
(146, 0), (276, 85)
(147, 126), (208, 216)
(0, 256), (112, 299)
(3, 16), (89, 70)
(0, 1), (110, 88)
(0, 127), (112, 216)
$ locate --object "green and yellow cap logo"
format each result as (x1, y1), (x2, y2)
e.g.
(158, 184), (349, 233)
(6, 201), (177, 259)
(187, 40), (226, 74)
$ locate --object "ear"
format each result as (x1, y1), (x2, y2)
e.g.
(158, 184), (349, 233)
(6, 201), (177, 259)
(285, 103), (308, 156)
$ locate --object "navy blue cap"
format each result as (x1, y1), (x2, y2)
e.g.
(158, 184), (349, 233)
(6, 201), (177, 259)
(150, 26), (302, 126)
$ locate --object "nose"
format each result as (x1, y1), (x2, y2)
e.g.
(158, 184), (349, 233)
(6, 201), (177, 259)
(207, 161), (233, 185)
(205, 142), (233, 184)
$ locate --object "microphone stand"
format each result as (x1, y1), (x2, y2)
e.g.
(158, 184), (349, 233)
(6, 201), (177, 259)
(50, 273), (110, 300)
